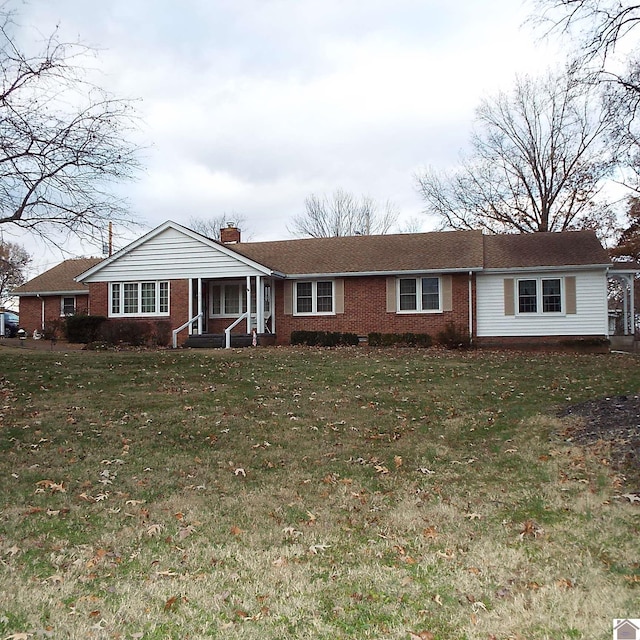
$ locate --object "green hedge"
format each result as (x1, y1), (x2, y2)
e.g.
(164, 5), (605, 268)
(290, 331), (360, 347)
(64, 315), (107, 343)
(367, 332), (432, 347)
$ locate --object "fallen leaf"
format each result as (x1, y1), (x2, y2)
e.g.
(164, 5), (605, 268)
(234, 468), (246, 477)
(164, 596), (179, 611)
(409, 631), (435, 640)
(146, 523), (164, 537)
(622, 493), (640, 503)
(178, 525), (196, 540)
(432, 593), (443, 606)
(230, 525), (243, 536)
(394, 455), (403, 468)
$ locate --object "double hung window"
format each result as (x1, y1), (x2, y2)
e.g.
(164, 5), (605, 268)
(294, 281), (334, 315)
(398, 277), (440, 312)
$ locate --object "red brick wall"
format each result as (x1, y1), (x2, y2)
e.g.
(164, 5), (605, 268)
(18, 294), (90, 333)
(88, 280), (192, 345)
(273, 274), (475, 345)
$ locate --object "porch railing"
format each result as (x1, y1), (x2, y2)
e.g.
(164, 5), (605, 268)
(172, 312), (203, 349)
(224, 312), (249, 348)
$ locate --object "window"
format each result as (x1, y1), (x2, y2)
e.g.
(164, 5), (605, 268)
(110, 281), (170, 317)
(397, 277), (440, 312)
(294, 281), (334, 315)
(210, 282), (255, 317)
(518, 280), (537, 313)
(61, 296), (76, 316)
(542, 279), (562, 313)
(517, 278), (562, 314)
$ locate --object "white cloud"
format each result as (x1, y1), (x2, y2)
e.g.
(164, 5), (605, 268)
(8, 0), (564, 260)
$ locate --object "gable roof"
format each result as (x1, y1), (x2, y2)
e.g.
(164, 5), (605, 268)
(231, 230), (485, 276)
(77, 220), (276, 282)
(483, 231), (610, 270)
(13, 258), (103, 296)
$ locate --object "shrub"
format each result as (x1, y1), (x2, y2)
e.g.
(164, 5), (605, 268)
(290, 331), (360, 347)
(42, 319), (64, 342)
(152, 321), (172, 347)
(65, 315), (107, 343)
(436, 321), (471, 349)
(368, 332), (382, 347)
(366, 332), (432, 347)
(98, 320), (152, 347)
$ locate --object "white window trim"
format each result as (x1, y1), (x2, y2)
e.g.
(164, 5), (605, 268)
(109, 281), (170, 318)
(516, 277), (564, 316)
(209, 281), (253, 318)
(294, 280), (335, 316)
(396, 276), (442, 314)
(60, 296), (76, 317)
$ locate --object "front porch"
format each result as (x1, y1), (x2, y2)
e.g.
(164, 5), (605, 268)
(173, 274), (277, 348)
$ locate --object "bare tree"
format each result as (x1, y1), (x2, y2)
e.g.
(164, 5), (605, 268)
(416, 68), (616, 234)
(533, 1), (640, 67)
(188, 214), (252, 241)
(533, 1), (640, 191)
(0, 240), (30, 305)
(0, 7), (141, 245)
(290, 189), (399, 237)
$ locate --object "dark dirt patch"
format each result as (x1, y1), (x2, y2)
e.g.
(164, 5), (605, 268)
(559, 395), (640, 490)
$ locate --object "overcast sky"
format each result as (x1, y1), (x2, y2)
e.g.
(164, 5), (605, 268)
(11, 0), (562, 275)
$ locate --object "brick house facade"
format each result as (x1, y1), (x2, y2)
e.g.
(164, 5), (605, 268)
(16, 221), (617, 348)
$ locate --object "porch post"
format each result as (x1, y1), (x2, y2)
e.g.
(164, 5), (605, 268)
(256, 275), (264, 334)
(623, 275), (630, 335)
(246, 276), (252, 333)
(270, 278), (276, 334)
(630, 274), (635, 336)
(197, 278), (203, 334)
(188, 279), (193, 335)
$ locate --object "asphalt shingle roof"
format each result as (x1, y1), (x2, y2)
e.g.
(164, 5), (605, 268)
(230, 229), (485, 274)
(13, 258), (103, 295)
(482, 231), (610, 269)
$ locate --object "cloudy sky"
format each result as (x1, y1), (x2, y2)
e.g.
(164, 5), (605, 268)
(12, 0), (562, 274)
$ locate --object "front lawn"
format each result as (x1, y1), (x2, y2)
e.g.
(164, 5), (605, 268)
(0, 347), (638, 639)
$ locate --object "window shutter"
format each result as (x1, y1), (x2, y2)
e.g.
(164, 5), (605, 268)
(441, 275), (452, 312)
(284, 281), (293, 315)
(334, 279), (344, 314)
(565, 276), (576, 314)
(386, 277), (396, 312)
(504, 278), (515, 316)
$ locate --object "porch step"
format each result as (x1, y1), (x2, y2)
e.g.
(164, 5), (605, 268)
(183, 333), (253, 349)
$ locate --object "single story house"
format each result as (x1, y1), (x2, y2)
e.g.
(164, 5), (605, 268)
(14, 221), (633, 348)
(12, 257), (102, 333)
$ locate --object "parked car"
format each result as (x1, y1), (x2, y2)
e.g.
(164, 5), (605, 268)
(1, 311), (19, 337)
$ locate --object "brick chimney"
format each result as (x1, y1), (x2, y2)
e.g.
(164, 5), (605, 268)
(220, 223), (241, 244)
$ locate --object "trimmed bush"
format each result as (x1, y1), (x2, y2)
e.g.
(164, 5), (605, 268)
(366, 332), (433, 347)
(97, 320), (152, 347)
(291, 331), (360, 347)
(65, 315), (107, 343)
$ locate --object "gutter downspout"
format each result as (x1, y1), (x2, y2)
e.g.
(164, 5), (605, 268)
(37, 294), (44, 330)
(468, 271), (473, 345)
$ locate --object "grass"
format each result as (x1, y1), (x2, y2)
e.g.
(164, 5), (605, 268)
(0, 346), (639, 639)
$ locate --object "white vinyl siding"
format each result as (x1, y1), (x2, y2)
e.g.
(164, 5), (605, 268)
(476, 270), (608, 337)
(84, 227), (266, 282)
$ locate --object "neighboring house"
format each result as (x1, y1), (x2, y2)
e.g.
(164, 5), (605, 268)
(63, 220), (618, 348)
(13, 258), (102, 334)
